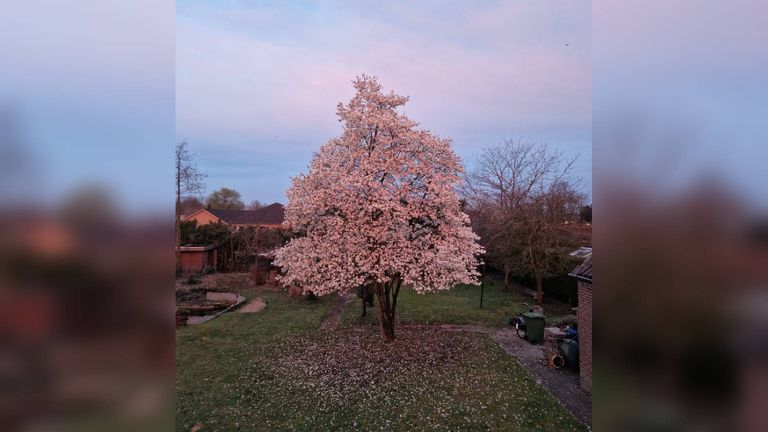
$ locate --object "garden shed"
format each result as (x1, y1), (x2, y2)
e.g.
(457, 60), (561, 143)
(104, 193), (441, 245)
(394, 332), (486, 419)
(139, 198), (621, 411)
(176, 245), (216, 273)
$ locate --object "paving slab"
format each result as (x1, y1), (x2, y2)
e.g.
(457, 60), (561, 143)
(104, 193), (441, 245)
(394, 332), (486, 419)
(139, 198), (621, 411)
(238, 297), (267, 313)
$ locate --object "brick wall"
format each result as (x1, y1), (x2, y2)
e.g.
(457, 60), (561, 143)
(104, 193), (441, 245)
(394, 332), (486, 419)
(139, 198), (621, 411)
(184, 210), (223, 225)
(577, 280), (592, 393)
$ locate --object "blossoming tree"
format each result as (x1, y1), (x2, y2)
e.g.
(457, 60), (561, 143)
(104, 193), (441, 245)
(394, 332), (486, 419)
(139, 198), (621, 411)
(274, 75), (483, 340)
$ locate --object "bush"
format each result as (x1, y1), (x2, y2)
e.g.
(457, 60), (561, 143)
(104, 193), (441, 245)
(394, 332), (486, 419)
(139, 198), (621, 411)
(180, 223), (293, 273)
(185, 274), (202, 285)
(514, 274), (578, 306)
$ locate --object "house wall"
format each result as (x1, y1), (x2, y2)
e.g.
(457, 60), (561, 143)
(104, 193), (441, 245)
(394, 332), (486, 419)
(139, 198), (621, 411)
(185, 210), (224, 226)
(577, 280), (592, 393)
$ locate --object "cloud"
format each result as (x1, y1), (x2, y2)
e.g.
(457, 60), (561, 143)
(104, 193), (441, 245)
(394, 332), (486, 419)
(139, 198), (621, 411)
(176, 1), (592, 201)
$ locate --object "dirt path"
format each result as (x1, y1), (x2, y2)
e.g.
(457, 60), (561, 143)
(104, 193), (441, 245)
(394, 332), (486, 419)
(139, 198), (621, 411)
(438, 324), (591, 428)
(319, 291), (353, 331)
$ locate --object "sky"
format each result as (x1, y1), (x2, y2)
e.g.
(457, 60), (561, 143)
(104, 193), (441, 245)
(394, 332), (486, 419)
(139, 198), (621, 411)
(3, 1), (765, 215)
(176, 0), (593, 205)
(0, 0), (175, 213)
(593, 0), (768, 210)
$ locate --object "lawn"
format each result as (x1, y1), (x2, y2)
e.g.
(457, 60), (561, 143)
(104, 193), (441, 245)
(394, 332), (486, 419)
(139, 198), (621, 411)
(176, 277), (585, 431)
(176, 289), (333, 431)
(342, 278), (574, 328)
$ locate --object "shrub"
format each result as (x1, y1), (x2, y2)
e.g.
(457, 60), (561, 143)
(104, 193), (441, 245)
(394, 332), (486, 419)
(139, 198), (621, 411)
(180, 223), (293, 272)
(185, 274), (201, 285)
(514, 274), (578, 305)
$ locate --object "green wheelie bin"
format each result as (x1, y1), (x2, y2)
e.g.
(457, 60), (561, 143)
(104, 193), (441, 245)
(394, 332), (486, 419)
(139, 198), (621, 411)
(522, 312), (546, 344)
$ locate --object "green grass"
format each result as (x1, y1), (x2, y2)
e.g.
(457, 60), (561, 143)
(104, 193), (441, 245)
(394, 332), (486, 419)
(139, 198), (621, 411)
(176, 281), (586, 431)
(176, 289), (335, 431)
(342, 279), (572, 328)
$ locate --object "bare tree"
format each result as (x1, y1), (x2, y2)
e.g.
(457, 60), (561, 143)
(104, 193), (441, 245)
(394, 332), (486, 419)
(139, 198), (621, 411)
(176, 141), (206, 271)
(519, 182), (585, 304)
(463, 138), (583, 304)
(247, 200), (265, 210)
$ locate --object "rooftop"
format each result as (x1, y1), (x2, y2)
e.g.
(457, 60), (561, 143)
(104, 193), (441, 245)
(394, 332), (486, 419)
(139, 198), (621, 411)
(205, 203), (285, 225)
(569, 255), (592, 283)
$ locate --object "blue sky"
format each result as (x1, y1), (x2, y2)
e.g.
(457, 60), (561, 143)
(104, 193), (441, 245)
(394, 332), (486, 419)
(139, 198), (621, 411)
(593, 0), (768, 210)
(177, 1), (592, 204)
(0, 0), (175, 213)
(3, 2), (765, 215)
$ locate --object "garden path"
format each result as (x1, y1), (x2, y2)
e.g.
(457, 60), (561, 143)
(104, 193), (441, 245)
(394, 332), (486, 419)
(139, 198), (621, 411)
(318, 290), (354, 331)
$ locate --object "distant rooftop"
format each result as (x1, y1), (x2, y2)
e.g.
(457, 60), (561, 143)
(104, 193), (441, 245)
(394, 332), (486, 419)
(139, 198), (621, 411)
(206, 203), (284, 225)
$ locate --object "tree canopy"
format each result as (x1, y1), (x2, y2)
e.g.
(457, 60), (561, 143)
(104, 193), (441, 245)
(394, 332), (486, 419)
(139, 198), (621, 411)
(462, 138), (584, 304)
(206, 187), (245, 210)
(275, 75), (483, 339)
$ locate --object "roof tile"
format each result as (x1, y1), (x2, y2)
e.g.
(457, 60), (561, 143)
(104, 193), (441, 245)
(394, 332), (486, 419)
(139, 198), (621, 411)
(207, 203), (284, 225)
(569, 256), (592, 282)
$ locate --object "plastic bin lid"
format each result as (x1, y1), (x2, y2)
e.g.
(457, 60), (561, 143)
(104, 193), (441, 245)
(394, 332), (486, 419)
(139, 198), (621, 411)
(522, 312), (546, 319)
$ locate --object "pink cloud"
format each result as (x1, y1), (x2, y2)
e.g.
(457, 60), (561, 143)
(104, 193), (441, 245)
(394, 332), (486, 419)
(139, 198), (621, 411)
(176, 1), (591, 155)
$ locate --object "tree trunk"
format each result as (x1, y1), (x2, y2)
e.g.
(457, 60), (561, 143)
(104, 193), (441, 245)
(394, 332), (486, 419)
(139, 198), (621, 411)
(529, 249), (543, 305)
(375, 276), (402, 341)
(379, 304), (395, 340)
(503, 267), (510, 291)
(175, 157), (183, 274)
(361, 285), (367, 318)
(175, 198), (181, 274)
(534, 270), (543, 306)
